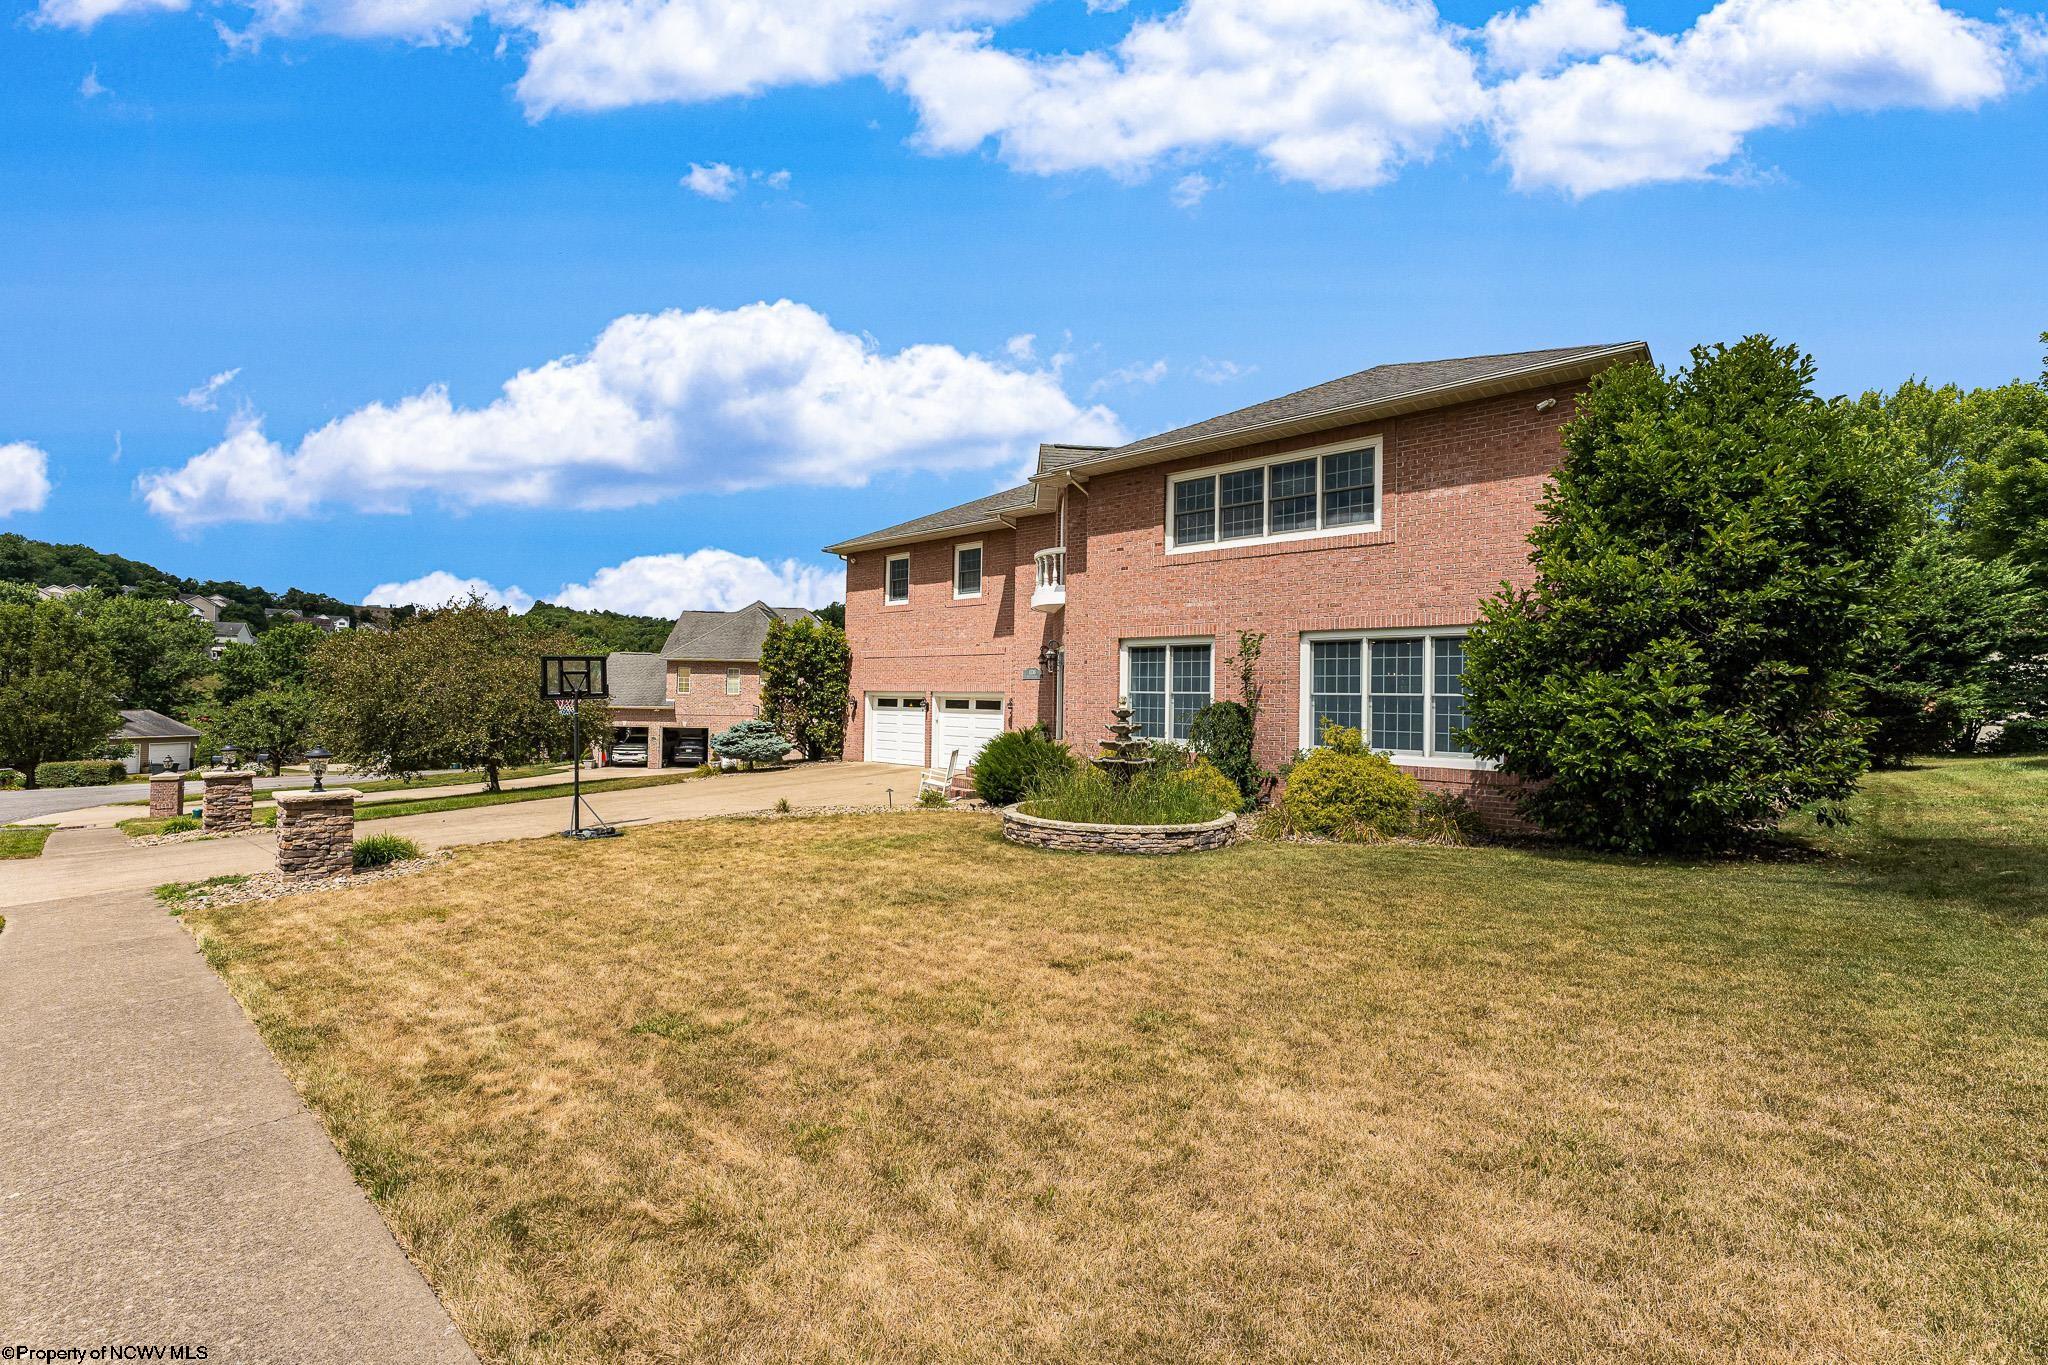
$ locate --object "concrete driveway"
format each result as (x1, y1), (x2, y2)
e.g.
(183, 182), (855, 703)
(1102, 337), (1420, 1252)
(0, 762), (909, 909)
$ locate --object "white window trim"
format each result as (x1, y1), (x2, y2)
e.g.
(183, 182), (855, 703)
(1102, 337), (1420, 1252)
(1297, 627), (1492, 770)
(725, 666), (742, 696)
(1118, 636), (1216, 744)
(675, 664), (690, 695)
(953, 541), (984, 599)
(1165, 434), (1384, 555)
(884, 552), (911, 604)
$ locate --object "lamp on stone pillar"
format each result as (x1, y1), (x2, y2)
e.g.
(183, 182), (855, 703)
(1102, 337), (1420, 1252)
(307, 745), (331, 793)
(219, 742), (240, 771)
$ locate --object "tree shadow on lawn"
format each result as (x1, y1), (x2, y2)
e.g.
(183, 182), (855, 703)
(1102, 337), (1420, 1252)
(1831, 831), (2048, 924)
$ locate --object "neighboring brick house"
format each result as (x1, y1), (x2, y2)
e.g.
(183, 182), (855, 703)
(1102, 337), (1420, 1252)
(824, 343), (1649, 821)
(604, 600), (819, 767)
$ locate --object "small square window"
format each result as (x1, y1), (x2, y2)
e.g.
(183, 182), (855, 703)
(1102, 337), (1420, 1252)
(1174, 476), (1216, 546)
(885, 554), (910, 604)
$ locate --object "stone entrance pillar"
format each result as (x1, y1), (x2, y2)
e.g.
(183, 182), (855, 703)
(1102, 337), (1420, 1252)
(273, 789), (360, 879)
(200, 770), (255, 833)
(149, 772), (187, 819)
(648, 724), (668, 769)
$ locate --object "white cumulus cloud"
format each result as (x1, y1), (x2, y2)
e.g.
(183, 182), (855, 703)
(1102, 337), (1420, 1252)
(681, 161), (740, 199)
(1169, 172), (1213, 208)
(1482, 0), (1633, 74)
(365, 570), (536, 613)
(34, 0), (184, 31)
(551, 549), (842, 615)
(885, 0), (1489, 190)
(1489, 0), (2036, 195)
(136, 300), (1124, 529)
(0, 443), (53, 518)
(367, 549), (842, 619)
(514, 0), (1034, 115)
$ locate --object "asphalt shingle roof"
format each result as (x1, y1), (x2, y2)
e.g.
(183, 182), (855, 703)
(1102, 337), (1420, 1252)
(823, 344), (1645, 554)
(605, 652), (669, 708)
(658, 601), (820, 663)
(117, 709), (202, 741)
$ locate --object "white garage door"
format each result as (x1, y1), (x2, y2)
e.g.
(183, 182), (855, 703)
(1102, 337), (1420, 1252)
(933, 697), (1006, 770)
(865, 694), (927, 766)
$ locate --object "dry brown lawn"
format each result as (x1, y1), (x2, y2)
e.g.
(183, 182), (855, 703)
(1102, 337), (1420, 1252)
(184, 758), (2048, 1363)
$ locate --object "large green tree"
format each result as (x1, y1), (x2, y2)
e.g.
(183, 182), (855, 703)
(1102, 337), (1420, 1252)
(74, 591), (215, 714)
(214, 620), (323, 706)
(311, 597), (604, 790)
(215, 687), (318, 775)
(1462, 338), (1914, 852)
(0, 592), (122, 787)
(758, 616), (851, 760)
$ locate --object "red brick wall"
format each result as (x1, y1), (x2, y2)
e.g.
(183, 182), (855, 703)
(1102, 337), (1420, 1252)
(841, 522), (1064, 767)
(838, 381), (1582, 816)
(668, 660), (761, 730)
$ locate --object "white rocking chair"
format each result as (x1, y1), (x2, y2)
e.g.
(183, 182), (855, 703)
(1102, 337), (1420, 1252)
(919, 749), (962, 800)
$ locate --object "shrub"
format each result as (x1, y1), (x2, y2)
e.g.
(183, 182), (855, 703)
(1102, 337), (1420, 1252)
(1181, 757), (1246, 815)
(1188, 701), (1262, 805)
(971, 726), (1076, 806)
(1021, 763), (1235, 826)
(711, 719), (793, 767)
(916, 787), (949, 808)
(1279, 724), (1420, 839)
(773, 797), (792, 814)
(0, 768), (20, 789)
(1412, 791), (1480, 845)
(352, 834), (421, 870)
(34, 759), (127, 788)
(1987, 718), (2047, 755)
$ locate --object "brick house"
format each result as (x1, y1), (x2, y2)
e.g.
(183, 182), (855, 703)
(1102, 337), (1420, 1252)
(604, 601), (818, 767)
(824, 343), (1649, 821)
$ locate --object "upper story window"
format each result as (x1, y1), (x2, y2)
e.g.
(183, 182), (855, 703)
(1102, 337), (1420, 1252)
(1301, 630), (1479, 766)
(885, 553), (911, 604)
(675, 665), (689, 695)
(725, 667), (742, 696)
(1166, 436), (1381, 553)
(954, 542), (983, 599)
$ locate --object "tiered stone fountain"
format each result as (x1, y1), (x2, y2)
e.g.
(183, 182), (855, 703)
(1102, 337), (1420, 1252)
(1093, 698), (1154, 786)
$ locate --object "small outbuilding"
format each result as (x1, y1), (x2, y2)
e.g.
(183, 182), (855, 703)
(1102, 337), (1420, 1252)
(113, 709), (203, 774)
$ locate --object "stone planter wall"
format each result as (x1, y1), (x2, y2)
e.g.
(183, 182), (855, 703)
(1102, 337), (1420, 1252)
(1000, 805), (1239, 855)
(273, 789), (360, 879)
(200, 770), (255, 833)
(149, 772), (187, 819)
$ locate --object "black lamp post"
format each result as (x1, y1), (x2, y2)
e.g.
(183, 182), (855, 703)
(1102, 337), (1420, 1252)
(219, 742), (239, 771)
(307, 746), (330, 793)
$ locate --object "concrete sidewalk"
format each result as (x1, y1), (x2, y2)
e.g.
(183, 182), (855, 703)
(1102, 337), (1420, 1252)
(0, 888), (478, 1362)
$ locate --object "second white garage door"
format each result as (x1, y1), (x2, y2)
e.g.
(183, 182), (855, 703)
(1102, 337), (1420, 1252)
(865, 695), (927, 766)
(933, 696), (1006, 770)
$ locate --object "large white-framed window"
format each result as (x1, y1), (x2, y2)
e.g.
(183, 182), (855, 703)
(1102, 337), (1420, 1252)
(884, 553), (911, 604)
(953, 541), (983, 599)
(1299, 629), (1484, 767)
(1166, 435), (1381, 554)
(1119, 637), (1214, 743)
(725, 667), (743, 696)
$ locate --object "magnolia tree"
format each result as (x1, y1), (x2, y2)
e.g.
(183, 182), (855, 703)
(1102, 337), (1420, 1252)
(311, 596), (606, 790)
(1462, 338), (1914, 852)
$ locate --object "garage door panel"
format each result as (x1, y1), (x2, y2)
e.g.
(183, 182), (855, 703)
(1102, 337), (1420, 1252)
(934, 697), (1005, 770)
(866, 695), (926, 766)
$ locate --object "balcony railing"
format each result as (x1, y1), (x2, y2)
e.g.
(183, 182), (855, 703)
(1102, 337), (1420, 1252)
(1032, 546), (1066, 612)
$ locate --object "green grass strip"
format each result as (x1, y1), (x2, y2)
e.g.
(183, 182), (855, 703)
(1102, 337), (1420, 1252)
(355, 768), (710, 822)
(0, 826), (53, 859)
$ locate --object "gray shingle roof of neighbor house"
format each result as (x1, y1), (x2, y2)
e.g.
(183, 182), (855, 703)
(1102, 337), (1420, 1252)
(823, 342), (1650, 554)
(117, 709), (203, 741)
(605, 652), (670, 708)
(659, 601), (820, 663)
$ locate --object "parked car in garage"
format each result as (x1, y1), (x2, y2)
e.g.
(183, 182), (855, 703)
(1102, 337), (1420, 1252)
(609, 740), (648, 766)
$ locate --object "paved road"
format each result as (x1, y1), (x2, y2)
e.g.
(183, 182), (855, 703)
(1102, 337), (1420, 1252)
(1, 763), (905, 909)
(0, 769), (423, 824)
(0, 887), (479, 1362)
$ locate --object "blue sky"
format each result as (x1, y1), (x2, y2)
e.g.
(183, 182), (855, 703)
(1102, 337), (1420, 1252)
(2, 0), (2045, 615)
